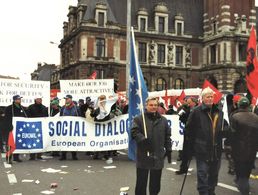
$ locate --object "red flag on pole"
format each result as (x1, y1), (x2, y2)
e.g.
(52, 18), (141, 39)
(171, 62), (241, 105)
(246, 26), (258, 98)
(202, 79), (222, 104)
(88, 71), (97, 79)
(6, 131), (16, 157)
(174, 90), (186, 109)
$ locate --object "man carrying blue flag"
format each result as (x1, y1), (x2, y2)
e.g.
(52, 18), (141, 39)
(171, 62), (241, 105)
(128, 27), (148, 161)
(131, 97), (172, 195)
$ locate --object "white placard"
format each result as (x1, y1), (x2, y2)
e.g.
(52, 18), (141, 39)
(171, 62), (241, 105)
(0, 79), (50, 107)
(60, 79), (114, 99)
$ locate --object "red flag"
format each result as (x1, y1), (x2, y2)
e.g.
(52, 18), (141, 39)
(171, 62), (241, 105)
(6, 131), (16, 157)
(202, 79), (222, 104)
(246, 26), (258, 98)
(88, 71), (97, 79)
(174, 90), (186, 109)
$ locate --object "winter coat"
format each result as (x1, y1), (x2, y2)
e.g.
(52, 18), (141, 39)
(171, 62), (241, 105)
(27, 103), (48, 118)
(131, 112), (172, 169)
(60, 104), (81, 117)
(230, 108), (258, 162)
(4, 103), (28, 132)
(186, 103), (228, 161)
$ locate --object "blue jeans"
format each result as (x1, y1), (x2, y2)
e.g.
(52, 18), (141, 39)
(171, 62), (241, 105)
(196, 159), (221, 195)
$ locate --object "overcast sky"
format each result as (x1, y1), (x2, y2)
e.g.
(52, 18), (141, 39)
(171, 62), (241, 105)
(0, 0), (77, 79)
(0, 0), (257, 79)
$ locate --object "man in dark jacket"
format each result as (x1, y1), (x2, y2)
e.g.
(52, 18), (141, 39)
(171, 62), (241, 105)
(186, 87), (228, 195)
(59, 94), (81, 160)
(230, 97), (258, 195)
(4, 95), (28, 163)
(176, 97), (198, 175)
(27, 97), (48, 160)
(131, 97), (172, 195)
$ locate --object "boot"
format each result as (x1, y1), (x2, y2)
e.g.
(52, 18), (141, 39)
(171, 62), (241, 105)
(59, 152), (67, 160)
(13, 154), (22, 162)
(72, 152), (78, 160)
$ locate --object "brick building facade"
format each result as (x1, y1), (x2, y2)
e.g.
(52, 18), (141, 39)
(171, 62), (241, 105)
(51, 0), (257, 93)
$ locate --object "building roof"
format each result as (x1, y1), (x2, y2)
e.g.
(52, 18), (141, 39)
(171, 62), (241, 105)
(79, 0), (203, 37)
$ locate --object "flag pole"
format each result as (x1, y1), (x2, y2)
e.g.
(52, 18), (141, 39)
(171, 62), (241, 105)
(126, 0), (131, 98)
(131, 27), (148, 144)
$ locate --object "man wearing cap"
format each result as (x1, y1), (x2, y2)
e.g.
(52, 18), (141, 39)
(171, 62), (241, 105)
(185, 87), (228, 195)
(50, 98), (60, 117)
(27, 97), (48, 160)
(230, 97), (258, 195)
(59, 94), (81, 160)
(4, 95), (28, 163)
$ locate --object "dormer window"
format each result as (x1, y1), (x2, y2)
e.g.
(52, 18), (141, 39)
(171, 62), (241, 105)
(158, 17), (165, 33)
(95, 2), (107, 27)
(140, 18), (146, 32)
(137, 8), (148, 32)
(154, 3), (169, 33)
(175, 14), (184, 36)
(98, 12), (105, 27)
(177, 22), (182, 35)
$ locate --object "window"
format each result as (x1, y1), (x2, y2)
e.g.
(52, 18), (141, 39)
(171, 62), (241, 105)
(177, 22), (182, 35)
(212, 21), (217, 34)
(157, 44), (165, 63)
(174, 78), (184, 89)
(238, 43), (247, 61)
(96, 38), (105, 57)
(156, 78), (166, 91)
(138, 42), (147, 62)
(223, 43), (227, 62)
(158, 17), (165, 33)
(210, 45), (216, 64)
(176, 46), (183, 66)
(140, 18), (146, 32)
(98, 12), (104, 27)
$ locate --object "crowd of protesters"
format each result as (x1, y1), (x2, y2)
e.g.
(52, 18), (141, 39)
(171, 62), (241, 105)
(0, 88), (258, 195)
(0, 94), (128, 164)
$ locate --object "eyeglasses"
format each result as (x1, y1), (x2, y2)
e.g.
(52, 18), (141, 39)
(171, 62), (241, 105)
(148, 104), (158, 107)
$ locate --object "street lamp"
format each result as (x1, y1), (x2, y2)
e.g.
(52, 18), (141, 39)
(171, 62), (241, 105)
(49, 41), (59, 45)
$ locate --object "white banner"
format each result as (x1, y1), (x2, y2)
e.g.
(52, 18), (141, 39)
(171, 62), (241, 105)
(0, 79), (50, 107)
(59, 79), (114, 99)
(12, 114), (183, 153)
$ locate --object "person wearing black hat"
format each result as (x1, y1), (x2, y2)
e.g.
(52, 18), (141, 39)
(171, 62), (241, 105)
(175, 97), (198, 175)
(230, 97), (258, 195)
(27, 97), (48, 160)
(4, 95), (28, 163)
(59, 94), (81, 160)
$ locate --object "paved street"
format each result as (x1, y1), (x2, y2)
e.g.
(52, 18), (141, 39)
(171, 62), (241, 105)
(0, 151), (258, 195)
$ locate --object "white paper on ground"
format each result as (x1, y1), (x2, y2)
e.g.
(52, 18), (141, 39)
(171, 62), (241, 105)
(41, 168), (61, 173)
(103, 166), (116, 169)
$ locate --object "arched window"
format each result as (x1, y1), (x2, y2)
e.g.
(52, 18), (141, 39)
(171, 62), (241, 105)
(174, 78), (184, 89)
(156, 78), (166, 91)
